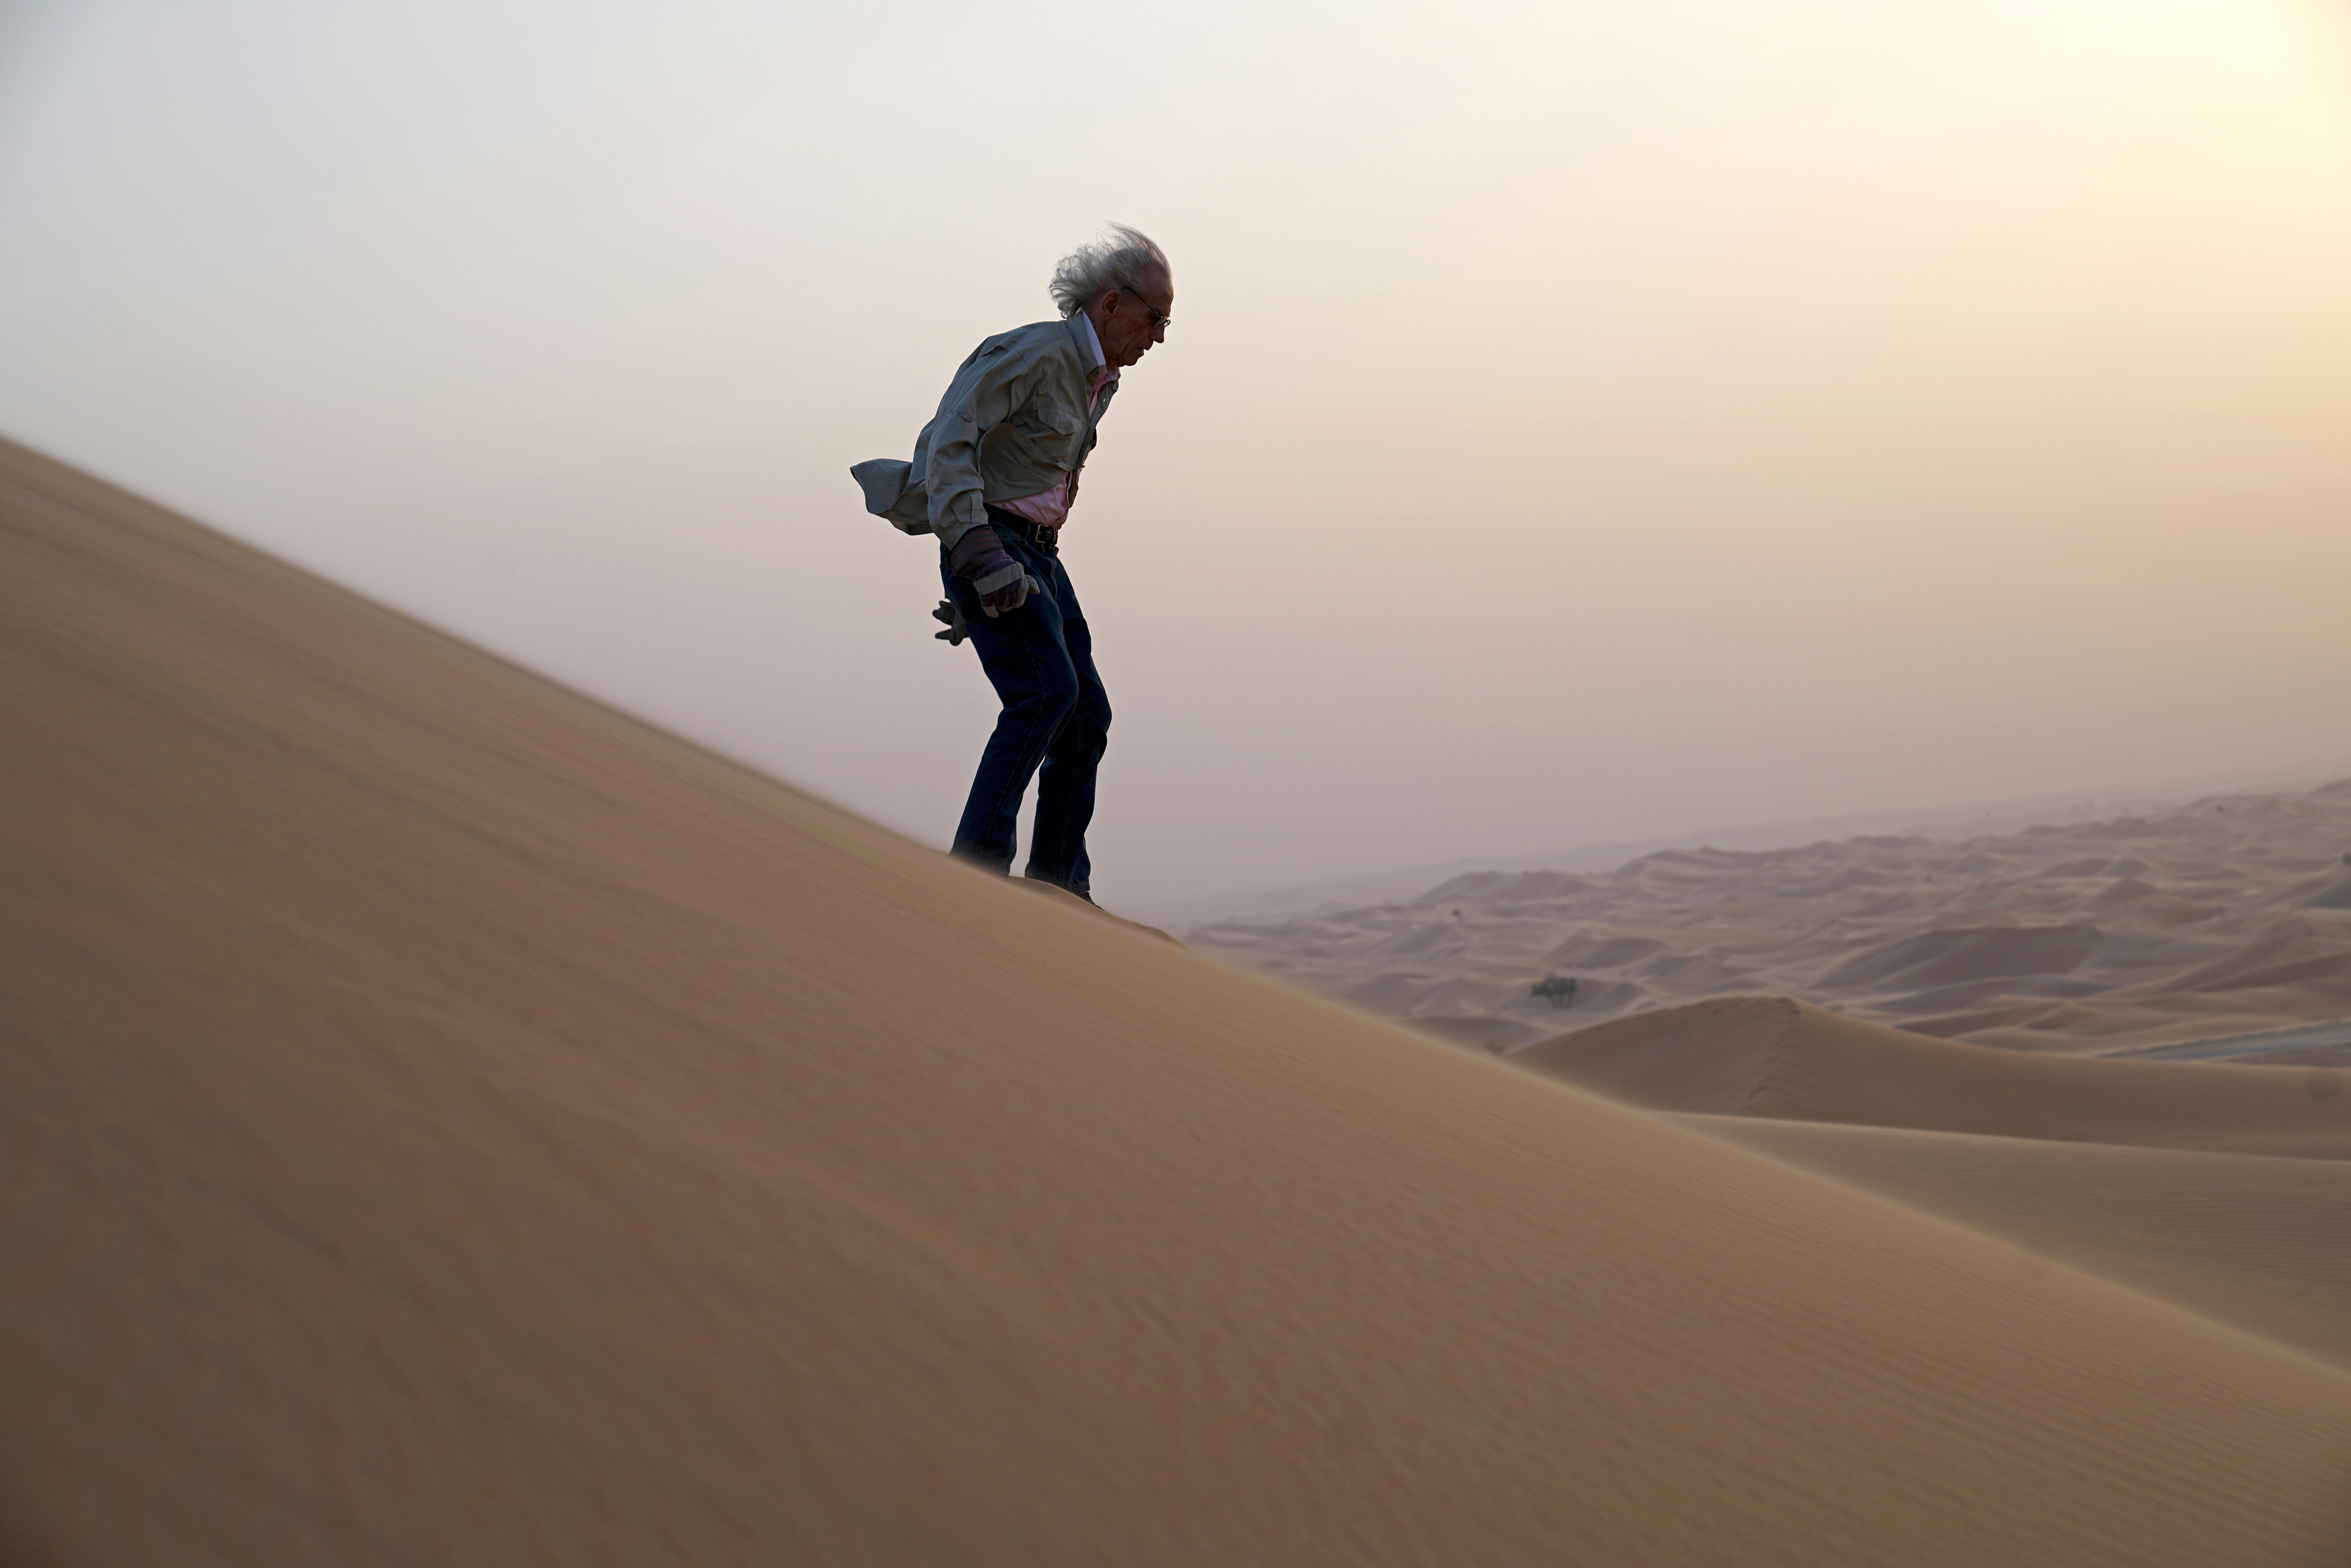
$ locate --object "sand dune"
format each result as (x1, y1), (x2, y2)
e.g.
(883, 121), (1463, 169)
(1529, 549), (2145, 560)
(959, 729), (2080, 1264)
(11, 434), (2351, 1564)
(1513, 995), (2351, 1150)
(1678, 1114), (2351, 1370)
(1816, 921), (2104, 990)
(1191, 779), (2351, 1053)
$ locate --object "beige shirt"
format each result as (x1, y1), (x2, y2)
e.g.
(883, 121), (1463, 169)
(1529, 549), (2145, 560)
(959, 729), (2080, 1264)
(851, 313), (1120, 548)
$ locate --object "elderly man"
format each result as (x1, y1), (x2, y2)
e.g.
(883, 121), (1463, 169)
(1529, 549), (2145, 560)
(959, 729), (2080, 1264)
(851, 226), (1173, 902)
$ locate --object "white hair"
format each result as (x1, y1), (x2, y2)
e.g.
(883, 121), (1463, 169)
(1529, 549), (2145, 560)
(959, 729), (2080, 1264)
(1047, 224), (1171, 318)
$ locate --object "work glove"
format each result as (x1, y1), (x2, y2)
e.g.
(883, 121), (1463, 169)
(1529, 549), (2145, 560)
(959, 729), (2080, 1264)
(972, 560), (1040, 617)
(947, 527), (1041, 618)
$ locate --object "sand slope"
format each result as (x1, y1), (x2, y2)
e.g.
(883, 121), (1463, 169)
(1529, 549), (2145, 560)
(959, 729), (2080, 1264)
(1680, 1115), (2351, 1370)
(1513, 995), (2351, 1150)
(9, 433), (2351, 1565)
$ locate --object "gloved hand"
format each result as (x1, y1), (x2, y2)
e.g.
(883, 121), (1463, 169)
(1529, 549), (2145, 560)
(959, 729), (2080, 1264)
(947, 527), (1041, 617)
(973, 561), (1040, 617)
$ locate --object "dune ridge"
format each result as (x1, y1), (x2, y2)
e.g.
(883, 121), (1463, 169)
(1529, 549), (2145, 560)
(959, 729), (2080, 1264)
(1513, 995), (2351, 1150)
(1677, 1115), (2351, 1370)
(1512, 994), (2351, 1385)
(1191, 782), (2351, 1053)
(9, 434), (2351, 1564)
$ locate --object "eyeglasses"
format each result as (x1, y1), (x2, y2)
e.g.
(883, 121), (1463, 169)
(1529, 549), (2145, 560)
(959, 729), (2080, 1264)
(1118, 285), (1172, 332)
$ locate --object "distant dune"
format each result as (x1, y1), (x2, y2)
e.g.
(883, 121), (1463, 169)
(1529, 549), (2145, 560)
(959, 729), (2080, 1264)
(9, 433), (2351, 1565)
(1191, 779), (2351, 1053)
(1514, 995), (2351, 1150)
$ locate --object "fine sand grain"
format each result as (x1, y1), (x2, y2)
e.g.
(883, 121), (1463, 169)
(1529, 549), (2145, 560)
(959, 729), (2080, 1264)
(9, 434), (2351, 1564)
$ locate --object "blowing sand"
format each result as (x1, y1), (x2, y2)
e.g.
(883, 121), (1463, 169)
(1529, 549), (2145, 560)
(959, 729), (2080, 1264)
(8, 432), (2351, 1564)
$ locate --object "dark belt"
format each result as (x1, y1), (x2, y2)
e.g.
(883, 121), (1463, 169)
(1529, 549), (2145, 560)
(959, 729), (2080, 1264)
(983, 505), (1060, 555)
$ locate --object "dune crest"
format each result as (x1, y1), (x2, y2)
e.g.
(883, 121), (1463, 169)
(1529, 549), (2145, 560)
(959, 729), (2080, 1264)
(1680, 1115), (2351, 1370)
(10, 435), (2351, 1564)
(1515, 995), (2351, 1149)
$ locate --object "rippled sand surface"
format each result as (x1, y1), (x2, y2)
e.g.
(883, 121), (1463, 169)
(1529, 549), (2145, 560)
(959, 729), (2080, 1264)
(9, 435), (2351, 1565)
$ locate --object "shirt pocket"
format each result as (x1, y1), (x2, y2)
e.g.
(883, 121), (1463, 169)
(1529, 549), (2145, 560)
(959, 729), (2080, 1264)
(1008, 398), (1088, 468)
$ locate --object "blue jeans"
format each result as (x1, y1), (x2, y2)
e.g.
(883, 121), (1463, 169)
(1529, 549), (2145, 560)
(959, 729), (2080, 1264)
(941, 518), (1111, 895)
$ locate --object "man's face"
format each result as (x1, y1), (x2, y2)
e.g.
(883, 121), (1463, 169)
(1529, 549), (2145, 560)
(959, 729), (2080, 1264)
(1093, 268), (1173, 370)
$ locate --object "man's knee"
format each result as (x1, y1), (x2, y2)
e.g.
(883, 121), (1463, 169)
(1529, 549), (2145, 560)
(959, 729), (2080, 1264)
(982, 622), (1081, 717)
(1028, 662), (1082, 727)
(1050, 689), (1110, 765)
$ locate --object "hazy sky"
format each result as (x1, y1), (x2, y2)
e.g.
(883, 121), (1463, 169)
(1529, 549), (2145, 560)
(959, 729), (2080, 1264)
(5, 0), (2350, 905)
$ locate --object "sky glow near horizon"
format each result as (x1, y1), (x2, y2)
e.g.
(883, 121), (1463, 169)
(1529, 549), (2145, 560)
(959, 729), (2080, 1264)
(4, 0), (2350, 904)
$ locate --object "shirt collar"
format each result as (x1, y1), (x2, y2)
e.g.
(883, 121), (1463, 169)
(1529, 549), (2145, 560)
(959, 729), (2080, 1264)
(1074, 310), (1107, 370)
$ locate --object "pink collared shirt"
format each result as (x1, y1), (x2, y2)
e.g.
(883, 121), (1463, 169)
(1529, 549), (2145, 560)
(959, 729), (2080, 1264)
(992, 313), (1117, 531)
